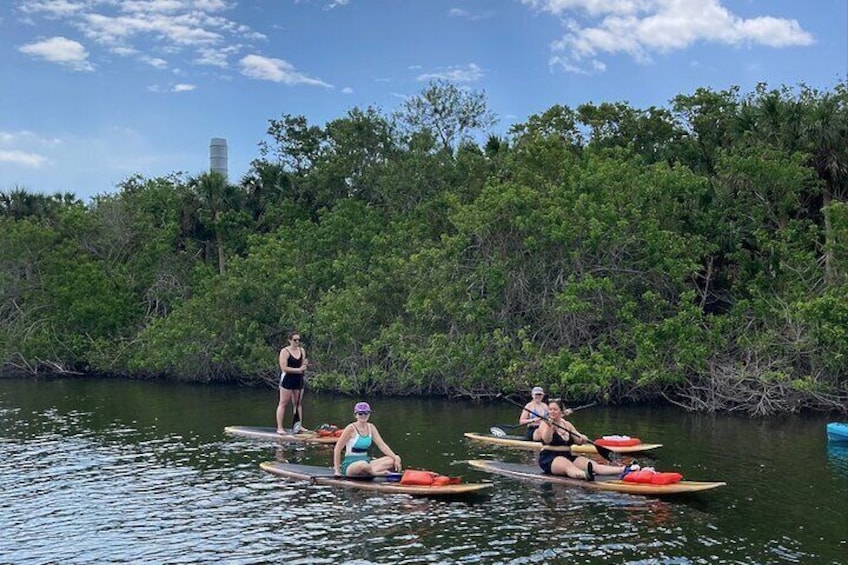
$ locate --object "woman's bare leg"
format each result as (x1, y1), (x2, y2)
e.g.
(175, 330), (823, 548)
(276, 388), (292, 433)
(368, 456), (395, 475)
(550, 456), (590, 479)
(291, 388), (304, 430)
(344, 461), (372, 477)
(573, 456), (625, 476)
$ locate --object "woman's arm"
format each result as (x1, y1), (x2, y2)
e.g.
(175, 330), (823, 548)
(278, 349), (288, 372)
(537, 419), (554, 444)
(519, 402), (538, 425)
(333, 424), (353, 475)
(564, 421), (587, 444)
(370, 425), (402, 470)
(298, 348), (308, 374)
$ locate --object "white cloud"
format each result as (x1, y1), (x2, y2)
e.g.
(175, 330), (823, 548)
(195, 45), (241, 67)
(416, 63), (484, 83)
(0, 150), (51, 168)
(0, 130), (57, 168)
(82, 12), (223, 46)
(18, 0), (87, 18)
(173, 83), (195, 91)
(0, 130), (62, 146)
(142, 56), (168, 68)
(341, 86), (353, 94)
(16, 0), (265, 74)
(239, 54), (332, 87)
(522, 0), (815, 73)
(448, 8), (492, 21)
(194, 0), (230, 11)
(18, 36), (94, 71)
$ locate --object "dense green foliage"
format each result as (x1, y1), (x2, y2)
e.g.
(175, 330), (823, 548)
(2, 81), (846, 414)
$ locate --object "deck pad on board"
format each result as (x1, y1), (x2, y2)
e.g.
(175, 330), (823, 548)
(467, 459), (725, 495)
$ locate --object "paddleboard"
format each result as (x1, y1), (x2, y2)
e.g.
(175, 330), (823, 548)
(260, 461), (493, 496)
(464, 432), (662, 453)
(224, 426), (339, 444)
(467, 459), (725, 495)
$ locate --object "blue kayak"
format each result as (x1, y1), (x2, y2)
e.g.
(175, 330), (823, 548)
(826, 422), (848, 443)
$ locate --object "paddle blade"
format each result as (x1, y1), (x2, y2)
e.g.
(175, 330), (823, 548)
(490, 427), (508, 438)
(591, 441), (616, 460)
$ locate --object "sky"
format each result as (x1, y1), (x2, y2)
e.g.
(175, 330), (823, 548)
(1, 0), (846, 202)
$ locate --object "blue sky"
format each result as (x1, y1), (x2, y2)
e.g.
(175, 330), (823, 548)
(2, 0), (846, 201)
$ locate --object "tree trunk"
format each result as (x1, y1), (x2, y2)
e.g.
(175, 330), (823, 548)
(216, 229), (226, 275)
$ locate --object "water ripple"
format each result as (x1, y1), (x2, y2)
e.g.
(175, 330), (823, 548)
(2, 384), (846, 564)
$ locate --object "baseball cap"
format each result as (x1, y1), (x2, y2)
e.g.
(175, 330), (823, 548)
(354, 401), (371, 413)
(531, 387), (544, 395)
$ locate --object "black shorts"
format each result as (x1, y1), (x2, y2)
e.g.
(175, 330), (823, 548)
(538, 449), (575, 474)
(279, 372), (304, 390)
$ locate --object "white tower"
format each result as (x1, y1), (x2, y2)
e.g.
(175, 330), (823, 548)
(209, 138), (228, 179)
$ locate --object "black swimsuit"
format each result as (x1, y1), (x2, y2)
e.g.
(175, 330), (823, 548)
(279, 350), (304, 390)
(538, 424), (576, 473)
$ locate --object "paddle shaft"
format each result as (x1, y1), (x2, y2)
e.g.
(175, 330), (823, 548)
(492, 402), (596, 432)
(498, 395), (615, 460)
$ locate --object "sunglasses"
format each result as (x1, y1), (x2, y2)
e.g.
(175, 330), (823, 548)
(355, 411), (371, 416)
(291, 338), (300, 342)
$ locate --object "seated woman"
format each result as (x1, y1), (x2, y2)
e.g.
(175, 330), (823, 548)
(333, 401), (402, 478)
(537, 398), (637, 481)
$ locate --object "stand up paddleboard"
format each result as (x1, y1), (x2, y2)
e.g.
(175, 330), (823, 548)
(260, 462), (492, 497)
(463, 432), (662, 453)
(467, 460), (725, 496)
(224, 426), (339, 444)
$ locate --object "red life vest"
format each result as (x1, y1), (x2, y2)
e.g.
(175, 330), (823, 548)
(622, 469), (683, 485)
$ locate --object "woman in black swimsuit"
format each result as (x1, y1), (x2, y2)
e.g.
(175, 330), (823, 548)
(538, 399), (636, 481)
(275, 332), (308, 434)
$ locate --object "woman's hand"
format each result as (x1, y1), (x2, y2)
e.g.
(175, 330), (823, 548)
(563, 408), (573, 417)
(393, 455), (402, 471)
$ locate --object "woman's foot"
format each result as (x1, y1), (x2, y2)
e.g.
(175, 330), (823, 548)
(585, 461), (595, 482)
(276, 429), (287, 435)
(620, 463), (641, 478)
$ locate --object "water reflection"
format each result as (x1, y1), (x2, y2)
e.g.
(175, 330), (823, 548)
(826, 444), (848, 477)
(1, 378), (847, 564)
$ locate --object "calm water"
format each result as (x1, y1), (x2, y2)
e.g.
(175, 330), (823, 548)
(0, 378), (845, 564)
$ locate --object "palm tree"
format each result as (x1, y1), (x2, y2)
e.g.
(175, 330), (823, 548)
(189, 171), (241, 275)
(800, 83), (848, 285)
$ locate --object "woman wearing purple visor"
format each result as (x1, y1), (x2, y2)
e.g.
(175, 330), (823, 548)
(333, 402), (402, 478)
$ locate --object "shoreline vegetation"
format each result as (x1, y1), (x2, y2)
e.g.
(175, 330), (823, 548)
(2, 80), (847, 416)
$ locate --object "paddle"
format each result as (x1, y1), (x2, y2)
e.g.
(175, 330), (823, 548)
(490, 401), (598, 438)
(488, 423), (523, 437)
(496, 395), (616, 461)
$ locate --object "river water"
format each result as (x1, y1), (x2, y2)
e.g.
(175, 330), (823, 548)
(0, 378), (845, 564)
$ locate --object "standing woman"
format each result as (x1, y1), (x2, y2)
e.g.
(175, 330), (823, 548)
(333, 402), (402, 478)
(276, 332), (308, 434)
(537, 398), (636, 481)
(519, 387), (549, 439)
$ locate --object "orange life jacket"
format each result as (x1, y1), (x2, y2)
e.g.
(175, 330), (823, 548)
(622, 469), (683, 485)
(399, 469), (461, 486)
(594, 436), (642, 447)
